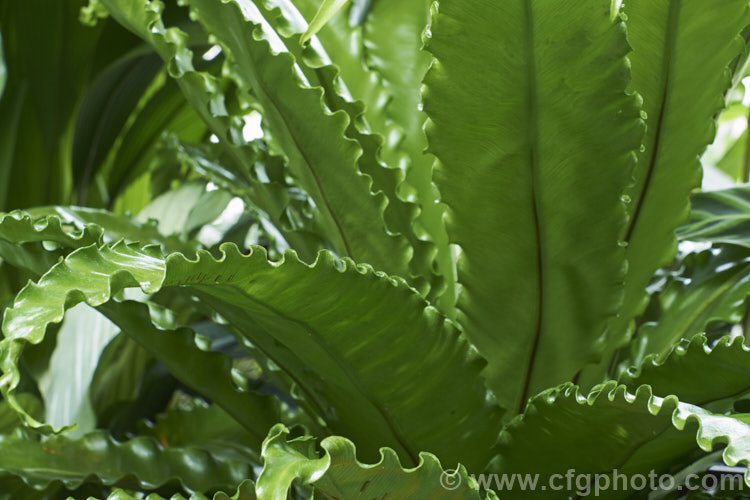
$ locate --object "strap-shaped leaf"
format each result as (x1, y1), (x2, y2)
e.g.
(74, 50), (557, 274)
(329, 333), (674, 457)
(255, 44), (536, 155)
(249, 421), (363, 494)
(625, 246), (750, 368)
(2, 208), (282, 441)
(103, 480), (256, 500)
(93, 0), (321, 261)
(360, 0), (455, 312)
(257, 424), (495, 500)
(0, 429), (253, 492)
(423, 0), (643, 414)
(492, 383), (750, 498)
(609, 0), (750, 347)
(0, 207), (196, 276)
(179, 0), (411, 277)
(245, 0), (442, 298)
(0, 242), (502, 471)
(622, 334), (750, 408)
(71, 49), (163, 203)
(99, 300), (281, 449)
(14, 479), (257, 500)
(679, 186), (750, 248)
(0, 210), (101, 275)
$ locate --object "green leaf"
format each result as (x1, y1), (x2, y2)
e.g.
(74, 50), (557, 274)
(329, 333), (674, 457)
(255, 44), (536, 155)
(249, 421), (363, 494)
(0, 428), (254, 492)
(0, 395), (42, 435)
(36, 303), (120, 434)
(97, 300), (281, 451)
(360, 0), (455, 311)
(300, 0), (350, 45)
(140, 399), (259, 457)
(423, 0), (643, 414)
(256, 424), (493, 500)
(104, 76), (206, 205)
(0, 210), (102, 275)
(714, 128), (748, 183)
(0, 0), (107, 210)
(0, 84), (26, 211)
(622, 334), (750, 409)
(625, 246), (750, 368)
(89, 331), (157, 426)
(72, 49), (163, 204)
(608, 0), (750, 348)
(0, 208), (197, 277)
(136, 181), (233, 237)
(80, 480), (256, 500)
(179, 0), (412, 277)
(1, 242), (502, 471)
(92, 0), (326, 261)
(491, 383), (750, 498)
(250, 0), (443, 298)
(679, 186), (750, 248)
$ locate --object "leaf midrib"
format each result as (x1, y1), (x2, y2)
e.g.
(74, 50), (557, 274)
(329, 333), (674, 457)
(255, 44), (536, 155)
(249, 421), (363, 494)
(624, 0), (682, 243)
(517, 0), (546, 416)
(217, 7), (357, 260)
(191, 281), (420, 466)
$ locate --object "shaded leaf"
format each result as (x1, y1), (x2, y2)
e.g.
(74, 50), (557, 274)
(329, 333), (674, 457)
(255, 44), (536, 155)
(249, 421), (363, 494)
(1, 242), (502, 471)
(0, 33), (6, 99)
(622, 334), (750, 409)
(680, 186), (750, 248)
(0, 428), (253, 493)
(98, 300), (281, 451)
(72, 49), (163, 203)
(491, 383), (750, 499)
(625, 246), (750, 368)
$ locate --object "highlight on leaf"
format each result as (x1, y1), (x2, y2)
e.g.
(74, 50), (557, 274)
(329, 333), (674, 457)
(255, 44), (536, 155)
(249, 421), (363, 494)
(1, 0), (750, 496)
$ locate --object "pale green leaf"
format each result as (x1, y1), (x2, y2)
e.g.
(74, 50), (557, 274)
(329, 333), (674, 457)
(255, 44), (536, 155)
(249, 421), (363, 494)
(300, 0), (350, 45)
(423, 0), (643, 414)
(37, 303), (119, 435)
(606, 0), (750, 351)
(256, 424), (494, 500)
(179, 0), (411, 277)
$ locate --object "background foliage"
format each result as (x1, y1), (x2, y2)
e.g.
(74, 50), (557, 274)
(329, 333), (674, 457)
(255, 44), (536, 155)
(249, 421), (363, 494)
(3, 0), (750, 498)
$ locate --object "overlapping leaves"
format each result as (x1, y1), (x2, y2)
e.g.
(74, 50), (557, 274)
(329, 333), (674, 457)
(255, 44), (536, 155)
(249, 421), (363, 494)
(0, 240), (502, 472)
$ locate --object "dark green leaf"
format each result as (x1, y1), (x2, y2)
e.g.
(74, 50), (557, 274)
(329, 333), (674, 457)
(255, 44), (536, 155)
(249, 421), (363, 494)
(1, 242), (502, 471)
(622, 334), (750, 409)
(0, 429), (253, 492)
(680, 186), (750, 248)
